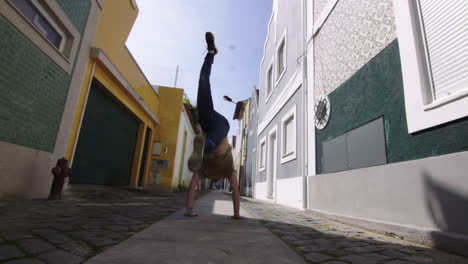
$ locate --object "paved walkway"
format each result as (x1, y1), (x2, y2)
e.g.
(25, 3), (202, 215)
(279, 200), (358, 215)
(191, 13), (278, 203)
(85, 191), (306, 264)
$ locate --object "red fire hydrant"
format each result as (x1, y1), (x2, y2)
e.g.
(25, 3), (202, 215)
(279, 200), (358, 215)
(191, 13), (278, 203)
(48, 157), (72, 200)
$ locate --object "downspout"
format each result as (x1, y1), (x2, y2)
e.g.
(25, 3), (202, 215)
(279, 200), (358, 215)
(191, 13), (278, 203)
(70, 61), (96, 166)
(302, 0), (309, 210)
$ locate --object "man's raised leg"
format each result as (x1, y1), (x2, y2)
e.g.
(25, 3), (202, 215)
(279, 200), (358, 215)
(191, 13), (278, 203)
(228, 171), (243, 219)
(185, 173), (201, 217)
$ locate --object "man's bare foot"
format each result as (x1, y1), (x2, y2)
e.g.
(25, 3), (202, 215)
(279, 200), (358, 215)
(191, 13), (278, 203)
(231, 215), (245, 220)
(184, 211), (198, 217)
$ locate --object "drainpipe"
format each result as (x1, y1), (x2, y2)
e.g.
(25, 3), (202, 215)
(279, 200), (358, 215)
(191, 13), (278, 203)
(302, 0), (309, 210)
(70, 61), (96, 166)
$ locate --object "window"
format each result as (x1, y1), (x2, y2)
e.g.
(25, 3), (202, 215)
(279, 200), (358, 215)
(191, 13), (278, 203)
(322, 118), (387, 173)
(259, 137), (266, 171)
(415, 0), (467, 102)
(284, 118), (294, 154)
(10, 0), (65, 51)
(266, 65), (273, 100)
(280, 105), (297, 163)
(277, 40), (285, 78)
(393, 0), (468, 133)
(3, 0), (80, 73)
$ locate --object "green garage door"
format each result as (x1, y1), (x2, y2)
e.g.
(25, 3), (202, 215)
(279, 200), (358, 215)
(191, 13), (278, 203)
(71, 80), (139, 185)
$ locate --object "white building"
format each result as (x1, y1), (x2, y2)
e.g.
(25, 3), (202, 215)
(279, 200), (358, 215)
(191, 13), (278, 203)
(255, 0), (306, 209)
(252, 0), (468, 256)
(172, 104), (197, 190)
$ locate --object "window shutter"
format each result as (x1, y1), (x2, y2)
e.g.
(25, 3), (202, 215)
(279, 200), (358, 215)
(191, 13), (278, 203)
(418, 0), (468, 100)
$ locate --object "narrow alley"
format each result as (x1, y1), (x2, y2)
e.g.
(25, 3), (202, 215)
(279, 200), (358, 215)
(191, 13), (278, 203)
(1, 0), (467, 263)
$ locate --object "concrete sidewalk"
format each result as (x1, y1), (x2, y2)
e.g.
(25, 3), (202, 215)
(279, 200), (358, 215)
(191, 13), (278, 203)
(85, 191), (306, 264)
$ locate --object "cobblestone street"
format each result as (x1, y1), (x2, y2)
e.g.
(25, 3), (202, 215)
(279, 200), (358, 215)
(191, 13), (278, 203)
(241, 197), (468, 264)
(1, 189), (467, 264)
(0, 186), (206, 264)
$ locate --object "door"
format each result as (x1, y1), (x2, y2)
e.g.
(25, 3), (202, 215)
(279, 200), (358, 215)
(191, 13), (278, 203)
(267, 132), (277, 199)
(71, 79), (139, 185)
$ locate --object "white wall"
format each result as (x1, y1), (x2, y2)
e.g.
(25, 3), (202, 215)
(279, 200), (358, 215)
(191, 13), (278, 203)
(254, 176), (303, 209)
(0, 142), (53, 198)
(254, 181), (268, 202)
(276, 176), (303, 209)
(171, 106), (195, 189)
(307, 151), (468, 233)
(0, 1), (102, 198)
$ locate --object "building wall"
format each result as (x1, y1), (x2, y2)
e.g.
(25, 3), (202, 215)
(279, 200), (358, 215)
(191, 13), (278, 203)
(92, 0), (159, 115)
(258, 90), (304, 182)
(66, 0), (160, 189)
(308, 0), (468, 254)
(172, 106), (196, 189)
(233, 119), (243, 176)
(256, 0), (304, 209)
(0, 0), (100, 198)
(239, 99), (251, 195)
(316, 41), (468, 173)
(241, 99), (250, 168)
(56, 0), (92, 33)
(308, 150), (468, 253)
(245, 91), (259, 197)
(313, 0), (396, 100)
(259, 0), (303, 119)
(0, 15), (71, 152)
(67, 0), (160, 155)
(153, 86), (184, 188)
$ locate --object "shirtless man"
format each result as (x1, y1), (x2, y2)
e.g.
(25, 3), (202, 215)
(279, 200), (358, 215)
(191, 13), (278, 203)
(185, 32), (242, 219)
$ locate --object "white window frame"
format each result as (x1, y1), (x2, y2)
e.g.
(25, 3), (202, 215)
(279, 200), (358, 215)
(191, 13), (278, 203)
(258, 136), (267, 172)
(280, 105), (297, 164)
(266, 60), (274, 102)
(13, 0), (68, 54)
(275, 30), (287, 86)
(3, 0), (81, 74)
(393, 0), (468, 133)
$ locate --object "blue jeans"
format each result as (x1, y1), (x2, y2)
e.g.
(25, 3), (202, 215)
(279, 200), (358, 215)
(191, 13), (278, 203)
(197, 53), (230, 153)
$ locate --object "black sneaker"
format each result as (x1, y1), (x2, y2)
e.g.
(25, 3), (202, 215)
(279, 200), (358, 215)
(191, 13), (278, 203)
(205, 32), (218, 55)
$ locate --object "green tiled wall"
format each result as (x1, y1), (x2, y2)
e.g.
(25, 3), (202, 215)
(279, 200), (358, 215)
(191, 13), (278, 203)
(0, 16), (71, 152)
(56, 0), (91, 33)
(316, 40), (468, 174)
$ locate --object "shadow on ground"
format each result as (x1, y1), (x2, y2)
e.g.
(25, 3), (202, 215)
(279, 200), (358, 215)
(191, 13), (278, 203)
(242, 198), (468, 264)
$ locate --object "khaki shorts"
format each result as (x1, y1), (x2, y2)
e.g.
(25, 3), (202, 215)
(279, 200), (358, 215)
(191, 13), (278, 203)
(198, 147), (234, 180)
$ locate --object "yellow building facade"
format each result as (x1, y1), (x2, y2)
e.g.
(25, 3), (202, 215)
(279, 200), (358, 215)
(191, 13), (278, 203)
(152, 86), (184, 190)
(67, 0), (161, 187)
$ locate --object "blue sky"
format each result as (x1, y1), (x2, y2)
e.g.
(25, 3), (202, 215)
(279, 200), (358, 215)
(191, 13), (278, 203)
(126, 0), (272, 137)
